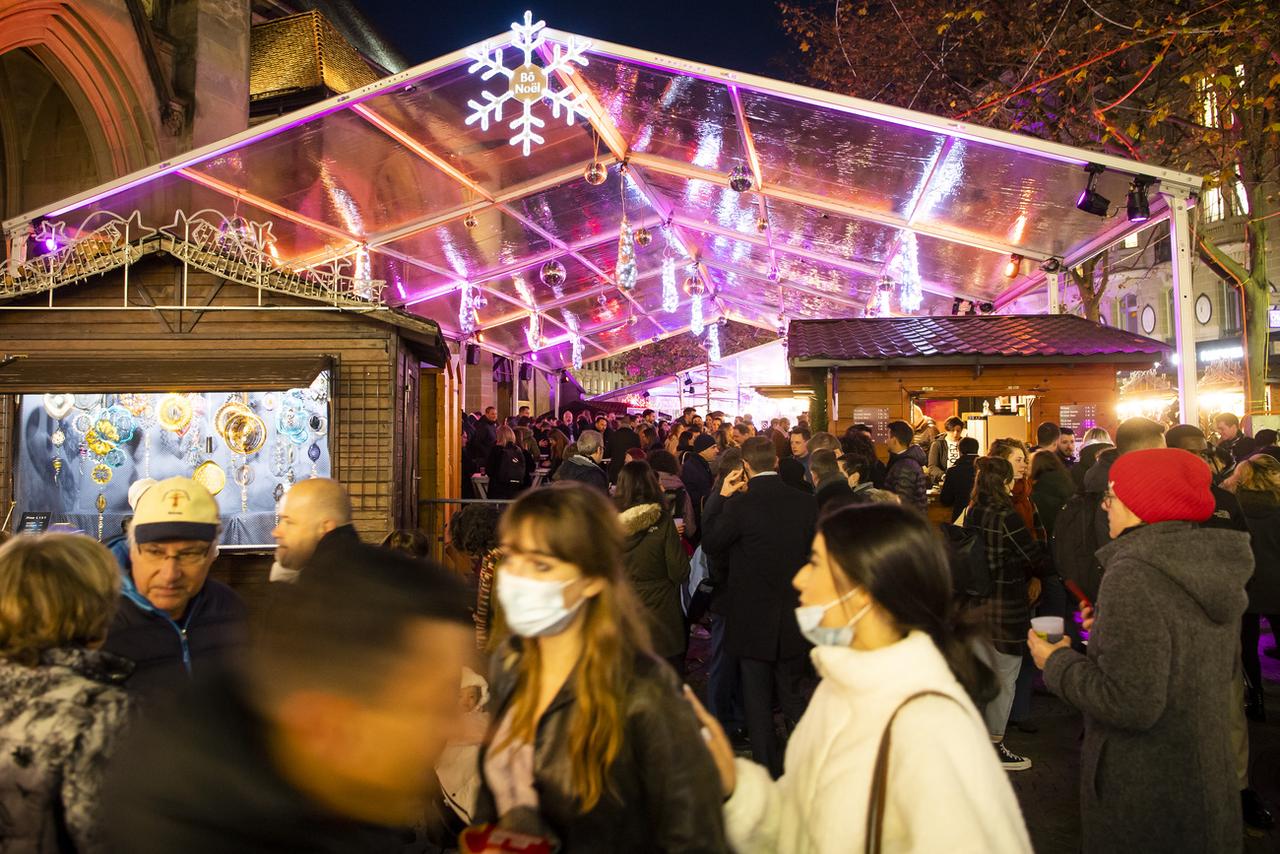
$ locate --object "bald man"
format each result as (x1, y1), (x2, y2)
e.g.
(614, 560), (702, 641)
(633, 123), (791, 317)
(269, 478), (357, 582)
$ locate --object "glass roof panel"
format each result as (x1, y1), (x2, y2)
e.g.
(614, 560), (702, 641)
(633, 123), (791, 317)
(576, 55), (746, 171)
(908, 234), (1012, 301)
(189, 108), (470, 239)
(359, 61), (598, 193)
(912, 140), (1141, 258)
(510, 168), (658, 247)
(475, 254), (603, 305)
(640, 170), (758, 235)
(377, 207), (553, 279)
(764, 195), (901, 267)
(740, 91), (946, 218)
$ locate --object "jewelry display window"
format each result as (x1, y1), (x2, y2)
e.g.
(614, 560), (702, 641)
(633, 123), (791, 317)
(13, 372), (332, 544)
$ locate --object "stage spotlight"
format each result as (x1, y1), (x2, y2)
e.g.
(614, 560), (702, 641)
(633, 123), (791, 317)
(1003, 254), (1022, 278)
(1127, 176), (1154, 223)
(1076, 164), (1110, 217)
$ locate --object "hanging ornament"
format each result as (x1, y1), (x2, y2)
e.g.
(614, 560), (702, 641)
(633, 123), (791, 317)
(43, 394), (74, 420)
(52, 457), (62, 485)
(473, 291), (489, 310)
(691, 290), (705, 336)
(584, 161), (608, 186)
(525, 312), (542, 351)
(756, 216), (769, 234)
(561, 310), (584, 372)
(91, 463), (112, 485)
(96, 492), (107, 542)
(458, 283), (477, 336)
(728, 164), (753, 193)
(539, 259), (566, 288)
(463, 212), (478, 229)
(661, 256), (679, 314)
(890, 231), (924, 313)
(51, 428), (65, 448)
(634, 226), (652, 247)
(596, 291), (608, 308)
(767, 266), (780, 283)
(707, 322), (721, 361)
(616, 216), (638, 291)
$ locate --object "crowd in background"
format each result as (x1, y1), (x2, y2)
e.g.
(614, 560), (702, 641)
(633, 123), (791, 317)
(2, 401), (1278, 853)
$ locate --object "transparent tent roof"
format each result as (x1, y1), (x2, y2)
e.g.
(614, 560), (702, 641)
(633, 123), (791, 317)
(3, 13), (1202, 373)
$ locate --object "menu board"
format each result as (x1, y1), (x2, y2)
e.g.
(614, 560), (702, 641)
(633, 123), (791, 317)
(1058, 404), (1099, 433)
(850, 406), (892, 444)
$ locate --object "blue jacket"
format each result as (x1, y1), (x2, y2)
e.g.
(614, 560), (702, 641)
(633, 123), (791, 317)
(102, 569), (248, 699)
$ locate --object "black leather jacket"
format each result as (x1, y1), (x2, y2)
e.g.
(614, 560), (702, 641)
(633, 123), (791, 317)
(474, 641), (728, 853)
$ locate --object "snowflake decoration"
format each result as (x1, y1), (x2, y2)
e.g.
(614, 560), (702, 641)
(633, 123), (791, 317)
(465, 11), (592, 156)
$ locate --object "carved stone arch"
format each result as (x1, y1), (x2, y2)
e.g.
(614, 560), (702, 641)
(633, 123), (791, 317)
(0, 0), (163, 215)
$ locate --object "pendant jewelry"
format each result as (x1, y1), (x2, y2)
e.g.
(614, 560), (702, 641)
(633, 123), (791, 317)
(96, 492), (107, 542)
(273, 481), (285, 527)
(307, 441), (321, 477)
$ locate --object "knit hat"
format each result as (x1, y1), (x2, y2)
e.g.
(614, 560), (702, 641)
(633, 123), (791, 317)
(132, 476), (221, 544)
(1109, 448), (1214, 524)
(691, 433), (717, 453)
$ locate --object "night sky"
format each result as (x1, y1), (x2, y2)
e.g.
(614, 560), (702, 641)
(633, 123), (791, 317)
(353, 1), (795, 78)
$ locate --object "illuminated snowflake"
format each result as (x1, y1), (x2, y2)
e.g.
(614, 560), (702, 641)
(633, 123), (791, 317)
(465, 11), (592, 156)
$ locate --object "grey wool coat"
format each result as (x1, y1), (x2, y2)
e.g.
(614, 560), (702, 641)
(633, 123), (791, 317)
(1044, 521), (1251, 854)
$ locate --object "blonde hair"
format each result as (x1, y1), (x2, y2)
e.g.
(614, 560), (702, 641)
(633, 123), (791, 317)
(1235, 455), (1280, 501)
(0, 534), (121, 666)
(497, 483), (655, 811)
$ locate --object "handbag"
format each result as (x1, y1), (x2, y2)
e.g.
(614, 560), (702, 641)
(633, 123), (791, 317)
(864, 690), (965, 854)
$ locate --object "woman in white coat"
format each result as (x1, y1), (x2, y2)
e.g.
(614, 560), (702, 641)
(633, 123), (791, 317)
(688, 503), (1032, 853)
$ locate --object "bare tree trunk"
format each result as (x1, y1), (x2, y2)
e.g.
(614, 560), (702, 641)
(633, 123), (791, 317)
(1070, 250), (1110, 322)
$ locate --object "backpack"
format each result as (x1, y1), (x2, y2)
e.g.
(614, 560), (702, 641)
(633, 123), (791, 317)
(495, 446), (526, 487)
(939, 523), (992, 599)
(1051, 491), (1107, 603)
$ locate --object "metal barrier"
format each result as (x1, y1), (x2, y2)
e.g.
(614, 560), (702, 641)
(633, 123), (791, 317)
(418, 498), (511, 564)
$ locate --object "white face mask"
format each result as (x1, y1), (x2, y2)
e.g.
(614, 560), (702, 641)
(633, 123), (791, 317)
(496, 570), (586, 638)
(795, 589), (871, 647)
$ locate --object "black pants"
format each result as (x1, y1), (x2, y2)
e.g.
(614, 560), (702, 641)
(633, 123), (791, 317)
(1241, 614), (1280, 693)
(739, 654), (809, 778)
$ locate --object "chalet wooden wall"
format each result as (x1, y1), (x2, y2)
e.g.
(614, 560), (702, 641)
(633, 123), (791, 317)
(831, 362), (1123, 442)
(0, 255), (442, 544)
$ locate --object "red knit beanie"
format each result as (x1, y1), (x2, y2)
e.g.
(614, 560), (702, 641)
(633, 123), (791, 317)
(1109, 448), (1214, 524)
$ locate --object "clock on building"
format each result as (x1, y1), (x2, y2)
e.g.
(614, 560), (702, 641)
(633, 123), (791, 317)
(1195, 294), (1213, 325)
(1141, 304), (1156, 335)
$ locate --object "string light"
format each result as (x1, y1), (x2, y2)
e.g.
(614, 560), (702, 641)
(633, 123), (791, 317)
(707, 321), (721, 361)
(661, 255), (678, 313)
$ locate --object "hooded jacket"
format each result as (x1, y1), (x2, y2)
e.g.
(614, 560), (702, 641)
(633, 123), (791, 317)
(885, 445), (928, 511)
(554, 454), (609, 494)
(619, 503), (691, 658)
(724, 632), (1032, 854)
(0, 648), (131, 854)
(473, 642), (729, 853)
(1044, 522), (1251, 854)
(101, 569), (248, 699)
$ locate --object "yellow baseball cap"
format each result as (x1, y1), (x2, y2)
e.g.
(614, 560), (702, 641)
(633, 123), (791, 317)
(132, 476), (220, 544)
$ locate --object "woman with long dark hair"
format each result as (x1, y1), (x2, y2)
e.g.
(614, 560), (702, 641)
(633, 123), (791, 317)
(615, 460), (690, 675)
(964, 456), (1045, 771)
(689, 504), (1030, 853)
(474, 483), (727, 852)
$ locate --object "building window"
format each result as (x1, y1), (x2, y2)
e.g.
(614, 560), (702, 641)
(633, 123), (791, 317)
(1123, 232), (1140, 249)
(1221, 281), (1242, 336)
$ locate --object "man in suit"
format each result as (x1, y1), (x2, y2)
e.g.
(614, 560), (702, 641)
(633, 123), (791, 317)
(701, 436), (818, 778)
(606, 414), (643, 482)
(809, 449), (853, 512)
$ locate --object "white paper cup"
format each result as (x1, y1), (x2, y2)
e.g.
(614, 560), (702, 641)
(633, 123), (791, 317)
(1032, 616), (1065, 643)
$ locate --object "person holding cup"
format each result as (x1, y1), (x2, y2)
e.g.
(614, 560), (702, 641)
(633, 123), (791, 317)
(1028, 448), (1251, 854)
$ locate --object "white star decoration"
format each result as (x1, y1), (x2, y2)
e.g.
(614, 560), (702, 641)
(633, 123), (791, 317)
(465, 11), (593, 156)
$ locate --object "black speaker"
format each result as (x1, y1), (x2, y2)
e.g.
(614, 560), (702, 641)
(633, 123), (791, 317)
(519, 363), (535, 381)
(465, 343), (481, 365)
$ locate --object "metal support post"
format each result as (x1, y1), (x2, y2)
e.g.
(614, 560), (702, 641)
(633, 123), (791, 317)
(1046, 270), (1062, 315)
(1164, 190), (1199, 425)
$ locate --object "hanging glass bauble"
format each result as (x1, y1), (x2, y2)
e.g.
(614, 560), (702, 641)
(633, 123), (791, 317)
(73, 394), (103, 412)
(307, 442), (322, 463)
(43, 394), (74, 420)
(51, 429), (66, 448)
(728, 164), (753, 193)
(634, 226), (652, 247)
(157, 394), (193, 433)
(463, 212), (478, 229)
(85, 429), (113, 457)
(91, 463), (112, 485)
(539, 260), (566, 288)
(224, 411), (267, 455)
(583, 162), (608, 186)
(273, 482), (286, 502)
(193, 460), (226, 496)
(103, 405), (136, 444)
(308, 414), (328, 436)
(235, 465), (255, 487)
(756, 217), (769, 234)
(270, 443), (296, 478)
(104, 448), (127, 469)
(261, 392), (280, 411)
(682, 275), (704, 296)
(473, 292), (489, 310)
(277, 407), (309, 445)
(73, 413), (92, 434)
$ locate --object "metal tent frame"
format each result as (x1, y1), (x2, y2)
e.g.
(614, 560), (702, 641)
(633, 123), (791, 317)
(1, 14), (1204, 418)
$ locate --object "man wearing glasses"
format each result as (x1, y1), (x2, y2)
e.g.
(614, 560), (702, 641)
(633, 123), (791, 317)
(103, 476), (247, 697)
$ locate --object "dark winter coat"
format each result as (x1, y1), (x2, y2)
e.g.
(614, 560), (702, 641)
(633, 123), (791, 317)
(1030, 469), (1075, 535)
(964, 503), (1045, 655)
(101, 576), (248, 699)
(473, 642), (729, 853)
(701, 474), (818, 661)
(885, 444), (928, 511)
(1236, 488), (1280, 614)
(0, 648), (131, 854)
(484, 441), (533, 500)
(814, 476), (855, 513)
(554, 454), (609, 494)
(619, 503), (690, 659)
(607, 427), (643, 482)
(102, 669), (412, 853)
(1044, 522), (1251, 854)
(939, 454), (977, 522)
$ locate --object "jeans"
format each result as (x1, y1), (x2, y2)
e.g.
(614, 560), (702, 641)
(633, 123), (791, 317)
(977, 641), (1023, 740)
(706, 613), (743, 730)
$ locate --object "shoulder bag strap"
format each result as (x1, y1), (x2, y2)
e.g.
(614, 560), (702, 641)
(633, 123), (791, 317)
(865, 690), (966, 854)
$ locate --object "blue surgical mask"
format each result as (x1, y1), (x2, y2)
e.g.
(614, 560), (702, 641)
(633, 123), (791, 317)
(496, 570), (585, 638)
(795, 590), (871, 647)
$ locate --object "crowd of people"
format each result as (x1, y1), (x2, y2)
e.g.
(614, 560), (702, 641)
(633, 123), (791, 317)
(2, 403), (1277, 853)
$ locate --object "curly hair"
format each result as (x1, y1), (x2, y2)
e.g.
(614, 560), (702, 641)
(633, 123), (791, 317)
(448, 503), (503, 556)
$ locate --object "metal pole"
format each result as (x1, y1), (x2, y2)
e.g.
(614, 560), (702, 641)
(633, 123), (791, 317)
(1163, 190), (1199, 424)
(1046, 270), (1062, 315)
(553, 369), (561, 420)
(511, 356), (521, 418)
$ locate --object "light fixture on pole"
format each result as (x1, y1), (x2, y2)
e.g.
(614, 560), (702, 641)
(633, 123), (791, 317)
(1075, 163), (1110, 217)
(1127, 176), (1154, 223)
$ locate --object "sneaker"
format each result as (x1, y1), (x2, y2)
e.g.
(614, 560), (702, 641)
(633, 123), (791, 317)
(995, 741), (1032, 771)
(1242, 788), (1275, 830)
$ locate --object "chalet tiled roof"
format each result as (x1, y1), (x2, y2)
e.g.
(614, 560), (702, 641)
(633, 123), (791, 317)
(787, 315), (1169, 365)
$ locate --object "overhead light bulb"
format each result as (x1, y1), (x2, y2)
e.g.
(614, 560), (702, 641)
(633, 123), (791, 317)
(1003, 254), (1022, 278)
(728, 164), (752, 193)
